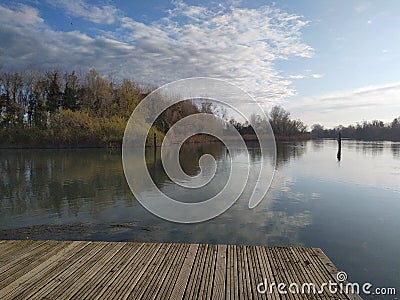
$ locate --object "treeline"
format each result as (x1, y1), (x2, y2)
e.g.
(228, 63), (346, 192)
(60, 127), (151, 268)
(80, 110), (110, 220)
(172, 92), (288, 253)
(14, 68), (399, 147)
(0, 69), (204, 147)
(311, 118), (400, 141)
(229, 106), (308, 139)
(0, 68), (311, 148)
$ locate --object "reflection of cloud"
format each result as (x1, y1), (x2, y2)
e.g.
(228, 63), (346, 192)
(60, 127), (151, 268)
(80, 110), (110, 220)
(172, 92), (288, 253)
(0, 145), (316, 245)
(271, 171), (318, 202)
(287, 191), (305, 201)
(311, 192), (321, 199)
(265, 211), (312, 233)
(0, 1), (312, 103)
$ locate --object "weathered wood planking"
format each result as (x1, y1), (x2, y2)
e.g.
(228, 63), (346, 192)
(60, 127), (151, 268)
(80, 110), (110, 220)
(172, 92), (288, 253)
(0, 240), (361, 299)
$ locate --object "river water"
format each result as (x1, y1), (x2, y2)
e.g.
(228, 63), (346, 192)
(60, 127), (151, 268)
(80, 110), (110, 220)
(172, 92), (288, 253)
(0, 139), (399, 294)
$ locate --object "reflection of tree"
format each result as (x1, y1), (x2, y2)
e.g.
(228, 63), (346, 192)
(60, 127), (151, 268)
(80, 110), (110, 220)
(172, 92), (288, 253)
(1, 144), (313, 243)
(275, 142), (306, 169)
(391, 143), (400, 159)
(353, 141), (384, 156)
(144, 147), (169, 189)
(182, 142), (225, 172)
(311, 140), (324, 152)
(155, 141), (226, 178)
(0, 149), (132, 218)
(241, 141), (307, 170)
(246, 141), (262, 164)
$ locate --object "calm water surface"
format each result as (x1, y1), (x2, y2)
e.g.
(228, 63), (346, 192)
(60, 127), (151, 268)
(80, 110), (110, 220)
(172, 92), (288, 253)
(1, 140), (399, 294)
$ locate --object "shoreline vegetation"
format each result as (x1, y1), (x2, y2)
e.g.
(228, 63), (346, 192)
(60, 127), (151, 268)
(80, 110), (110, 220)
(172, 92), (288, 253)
(1, 68), (399, 149)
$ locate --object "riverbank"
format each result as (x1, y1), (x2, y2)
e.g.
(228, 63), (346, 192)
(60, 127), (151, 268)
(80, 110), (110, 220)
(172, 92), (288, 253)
(0, 223), (159, 241)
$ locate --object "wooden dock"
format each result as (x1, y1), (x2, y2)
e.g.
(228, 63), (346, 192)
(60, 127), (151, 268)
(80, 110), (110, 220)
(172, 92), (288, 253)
(0, 240), (361, 299)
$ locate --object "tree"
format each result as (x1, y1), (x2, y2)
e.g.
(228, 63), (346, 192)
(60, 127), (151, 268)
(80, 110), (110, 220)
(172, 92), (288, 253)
(200, 102), (213, 114)
(46, 71), (62, 115)
(62, 71), (80, 111)
(114, 79), (140, 118)
(32, 76), (48, 128)
(0, 72), (24, 127)
(391, 117), (399, 129)
(83, 69), (112, 116)
(268, 105), (290, 136)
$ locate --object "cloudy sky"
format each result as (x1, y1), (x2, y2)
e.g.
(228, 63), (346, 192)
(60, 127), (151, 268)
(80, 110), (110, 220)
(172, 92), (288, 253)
(1, 0), (400, 127)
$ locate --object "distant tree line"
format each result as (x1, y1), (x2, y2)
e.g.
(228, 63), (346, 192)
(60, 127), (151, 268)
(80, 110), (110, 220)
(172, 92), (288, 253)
(311, 118), (400, 141)
(229, 106), (308, 139)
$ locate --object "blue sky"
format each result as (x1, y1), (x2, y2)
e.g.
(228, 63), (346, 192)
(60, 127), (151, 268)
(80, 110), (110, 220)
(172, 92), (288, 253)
(1, 0), (400, 127)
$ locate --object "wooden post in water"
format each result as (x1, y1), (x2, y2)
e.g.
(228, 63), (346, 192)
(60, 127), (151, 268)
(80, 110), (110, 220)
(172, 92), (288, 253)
(337, 131), (342, 161)
(153, 132), (157, 160)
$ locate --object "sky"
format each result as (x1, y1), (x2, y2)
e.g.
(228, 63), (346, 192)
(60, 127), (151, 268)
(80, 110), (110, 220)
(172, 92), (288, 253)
(1, 0), (400, 128)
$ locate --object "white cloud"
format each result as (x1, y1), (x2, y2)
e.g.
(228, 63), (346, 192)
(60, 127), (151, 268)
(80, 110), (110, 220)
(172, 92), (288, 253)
(48, 0), (118, 24)
(311, 73), (324, 79)
(286, 82), (400, 127)
(288, 75), (306, 79)
(116, 1), (313, 103)
(354, 3), (370, 13)
(288, 73), (323, 79)
(0, 4), (44, 27)
(0, 2), (313, 109)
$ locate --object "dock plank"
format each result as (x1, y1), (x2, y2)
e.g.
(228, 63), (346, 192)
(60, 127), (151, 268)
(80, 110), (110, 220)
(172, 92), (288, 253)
(0, 241), (86, 299)
(80, 242), (144, 299)
(128, 243), (175, 299)
(154, 243), (190, 300)
(170, 243), (198, 300)
(97, 243), (162, 299)
(184, 243), (209, 300)
(212, 244), (226, 300)
(267, 247), (297, 300)
(199, 243), (218, 300)
(0, 240), (362, 300)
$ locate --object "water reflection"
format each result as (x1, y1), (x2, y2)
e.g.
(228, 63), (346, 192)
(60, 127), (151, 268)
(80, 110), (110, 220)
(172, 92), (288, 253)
(0, 143), (307, 239)
(275, 142), (306, 168)
(347, 140), (385, 156)
(311, 139), (324, 152)
(4, 140), (398, 227)
(1, 140), (400, 297)
(391, 142), (400, 159)
(0, 150), (132, 218)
